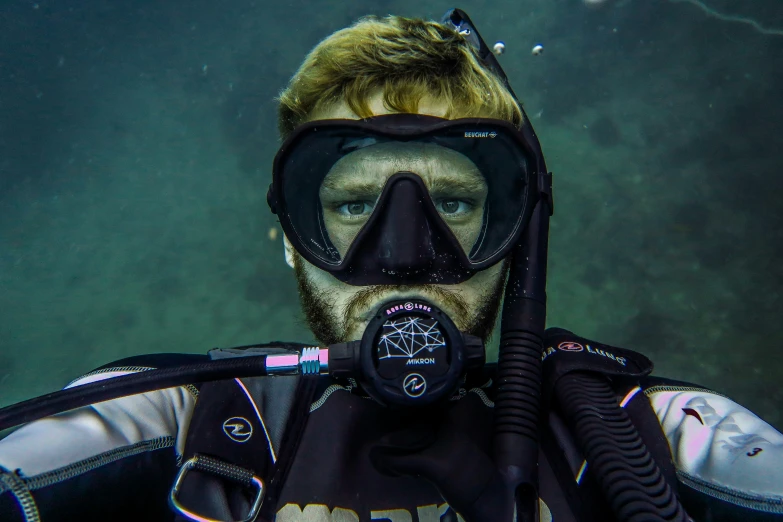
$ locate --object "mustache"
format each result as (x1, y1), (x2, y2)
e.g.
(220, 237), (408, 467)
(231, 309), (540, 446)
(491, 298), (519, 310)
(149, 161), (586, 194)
(343, 284), (469, 328)
(293, 249), (510, 346)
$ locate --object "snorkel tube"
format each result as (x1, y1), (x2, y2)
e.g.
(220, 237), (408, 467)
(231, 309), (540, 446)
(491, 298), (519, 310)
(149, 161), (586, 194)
(440, 9), (554, 522)
(496, 203), (551, 522)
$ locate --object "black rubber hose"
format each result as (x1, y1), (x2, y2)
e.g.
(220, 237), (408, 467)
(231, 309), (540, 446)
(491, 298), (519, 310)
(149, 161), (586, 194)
(494, 200), (550, 522)
(0, 356), (270, 432)
(555, 372), (691, 522)
(494, 327), (544, 521)
(437, 10), (552, 521)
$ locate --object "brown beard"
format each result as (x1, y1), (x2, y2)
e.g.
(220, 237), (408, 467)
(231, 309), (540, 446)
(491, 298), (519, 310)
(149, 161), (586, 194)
(293, 252), (509, 346)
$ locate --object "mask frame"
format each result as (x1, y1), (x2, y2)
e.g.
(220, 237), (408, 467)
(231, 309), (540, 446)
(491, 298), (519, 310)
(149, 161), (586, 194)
(266, 114), (550, 285)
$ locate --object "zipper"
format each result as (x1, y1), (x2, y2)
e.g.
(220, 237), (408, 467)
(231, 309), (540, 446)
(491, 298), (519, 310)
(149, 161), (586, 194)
(0, 469), (40, 522)
(67, 365), (157, 385)
(468, 388), (494, 408)
(643, 384), (730, 400)
(677, 470), (783, 513)
(68, 366), (199, 400)
(309, 383), (354, 413)
(22, 436), (175, 491)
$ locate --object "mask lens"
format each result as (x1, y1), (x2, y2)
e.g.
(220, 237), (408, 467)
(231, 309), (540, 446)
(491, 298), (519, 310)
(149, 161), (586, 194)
(318, 141), (489, 260)
(277, 119), (531, 267)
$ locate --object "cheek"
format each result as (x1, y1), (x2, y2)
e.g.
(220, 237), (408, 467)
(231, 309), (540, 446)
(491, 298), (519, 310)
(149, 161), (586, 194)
(303, 261), (354, 304)
(449, 261), (507, 304)
(466, 261), (505, 287)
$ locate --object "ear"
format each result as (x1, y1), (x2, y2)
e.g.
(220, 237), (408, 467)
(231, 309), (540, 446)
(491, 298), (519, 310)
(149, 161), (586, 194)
(283, 234), (295, 269)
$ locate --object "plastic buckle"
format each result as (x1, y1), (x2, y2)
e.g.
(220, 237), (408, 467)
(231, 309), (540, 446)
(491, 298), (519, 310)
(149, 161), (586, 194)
(169, 456), (265, 522)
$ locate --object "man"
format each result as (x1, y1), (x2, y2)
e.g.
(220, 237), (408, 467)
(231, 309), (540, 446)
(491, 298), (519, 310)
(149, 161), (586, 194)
(1, 10), (782, 522)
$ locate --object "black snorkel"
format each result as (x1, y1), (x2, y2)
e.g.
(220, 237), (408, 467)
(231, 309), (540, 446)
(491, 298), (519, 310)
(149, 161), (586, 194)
(440, 8), (554, 521)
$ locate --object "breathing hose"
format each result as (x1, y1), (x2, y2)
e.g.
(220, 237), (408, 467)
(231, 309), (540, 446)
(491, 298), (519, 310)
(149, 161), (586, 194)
(554, 372), (691, 522)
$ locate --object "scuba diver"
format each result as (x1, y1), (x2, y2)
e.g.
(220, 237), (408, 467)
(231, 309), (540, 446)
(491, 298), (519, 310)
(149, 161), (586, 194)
(0, 8), (782, 522)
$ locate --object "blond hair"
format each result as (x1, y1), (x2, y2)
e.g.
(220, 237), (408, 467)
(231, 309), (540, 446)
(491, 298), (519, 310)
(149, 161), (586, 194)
(275, 14), (523, 141)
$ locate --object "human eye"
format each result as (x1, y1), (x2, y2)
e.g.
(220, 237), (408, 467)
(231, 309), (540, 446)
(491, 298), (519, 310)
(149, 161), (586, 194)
(335, 201), (375, 219)
(434, 198), (474, 217)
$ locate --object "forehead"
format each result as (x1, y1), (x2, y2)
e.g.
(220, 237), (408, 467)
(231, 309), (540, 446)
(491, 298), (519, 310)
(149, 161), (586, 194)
(328, 142), (478, 177)
(323, 142), (482, 188)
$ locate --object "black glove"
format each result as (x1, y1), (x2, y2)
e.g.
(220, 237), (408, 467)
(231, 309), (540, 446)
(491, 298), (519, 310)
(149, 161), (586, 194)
(368, 414), (515, 522)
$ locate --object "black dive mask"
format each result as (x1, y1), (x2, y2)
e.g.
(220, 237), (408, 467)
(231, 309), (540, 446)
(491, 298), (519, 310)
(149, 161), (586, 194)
(267, 114), (549, 285)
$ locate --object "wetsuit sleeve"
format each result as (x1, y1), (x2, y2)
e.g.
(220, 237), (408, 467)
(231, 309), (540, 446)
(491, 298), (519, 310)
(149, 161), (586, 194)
(0, 355), (202, 522)
(644, 377), (783, 521)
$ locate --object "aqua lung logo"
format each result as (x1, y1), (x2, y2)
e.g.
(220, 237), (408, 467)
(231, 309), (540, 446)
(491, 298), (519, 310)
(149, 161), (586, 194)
(386, 302), (431, 315)
(541, 341), (628, 367)
(222, 416), (253, 443)
(542, 341), (583, 362)
(403, 373), (427, 398)
(558, 341), (584, 352)
(584, 345), (627, 366)
(464, 131), (497, 138)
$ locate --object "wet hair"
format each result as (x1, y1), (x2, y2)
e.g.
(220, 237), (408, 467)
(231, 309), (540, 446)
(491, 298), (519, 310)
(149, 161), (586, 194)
(275, 14), (523, 141)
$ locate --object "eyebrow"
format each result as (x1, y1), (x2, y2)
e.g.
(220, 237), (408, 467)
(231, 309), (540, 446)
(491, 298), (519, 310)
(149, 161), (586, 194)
(320, 179), (383, 196)
(320, 177), (487, 199)
(321, 166), (487, 190)
(428, 176), (487, 194)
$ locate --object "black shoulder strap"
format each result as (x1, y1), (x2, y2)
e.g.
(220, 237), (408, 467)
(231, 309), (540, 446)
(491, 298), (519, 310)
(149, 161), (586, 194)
(257, 375), (319, 521)
(623, 379), (679, 491)
(172, 344), (320, 522)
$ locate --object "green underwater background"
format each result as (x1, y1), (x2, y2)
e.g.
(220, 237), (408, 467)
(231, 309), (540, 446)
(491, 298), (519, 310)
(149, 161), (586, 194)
(1, 0), (781, 427)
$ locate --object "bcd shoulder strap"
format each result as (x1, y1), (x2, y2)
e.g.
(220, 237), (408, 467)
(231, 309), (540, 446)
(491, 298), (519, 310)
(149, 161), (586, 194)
(173, 344), (320, 522)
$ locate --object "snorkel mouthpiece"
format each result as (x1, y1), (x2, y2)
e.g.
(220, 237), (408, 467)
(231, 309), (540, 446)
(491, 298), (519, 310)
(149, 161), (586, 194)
(329, 299), (484, 407)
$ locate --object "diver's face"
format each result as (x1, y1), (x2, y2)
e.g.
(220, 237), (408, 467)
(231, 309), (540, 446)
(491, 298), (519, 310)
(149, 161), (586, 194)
(283, 92), (509, 345)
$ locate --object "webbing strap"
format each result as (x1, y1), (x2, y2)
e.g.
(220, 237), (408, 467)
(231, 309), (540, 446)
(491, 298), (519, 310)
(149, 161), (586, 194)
(257, 375), (319, 521)
(173, 374), (319, 522)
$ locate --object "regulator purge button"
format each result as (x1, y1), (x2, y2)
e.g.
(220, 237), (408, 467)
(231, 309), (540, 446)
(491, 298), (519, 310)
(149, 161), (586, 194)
(402, 373), (427, 398)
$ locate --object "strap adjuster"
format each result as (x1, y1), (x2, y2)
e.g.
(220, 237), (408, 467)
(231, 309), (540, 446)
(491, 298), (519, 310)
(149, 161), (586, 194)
(169, 455), (265, 522)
